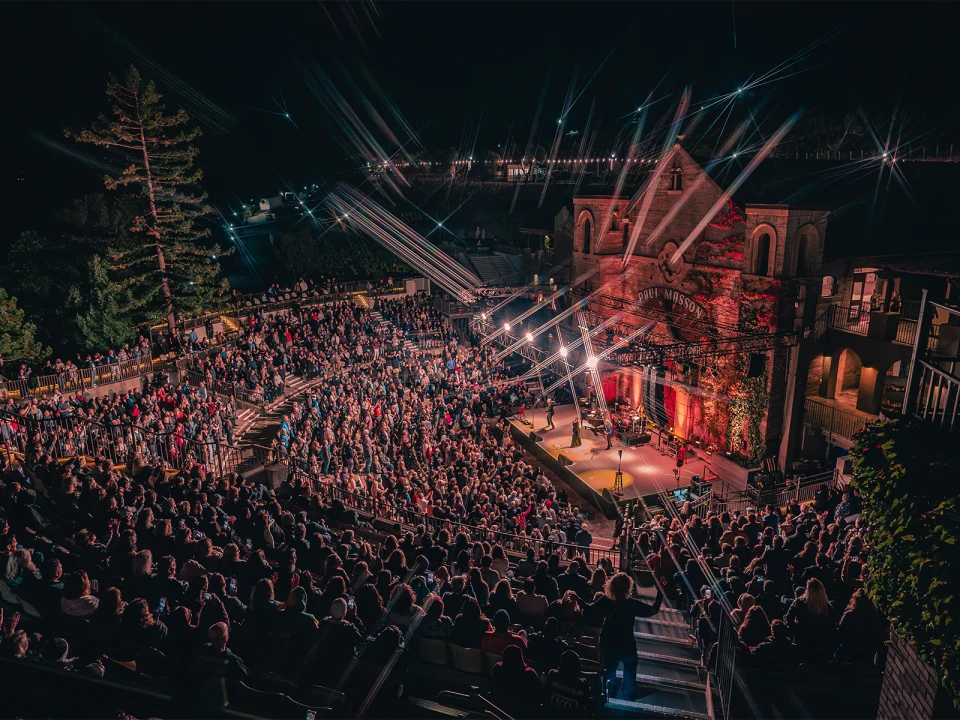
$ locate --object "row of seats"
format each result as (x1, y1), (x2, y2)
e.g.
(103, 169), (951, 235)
(415, 637), (602, 677)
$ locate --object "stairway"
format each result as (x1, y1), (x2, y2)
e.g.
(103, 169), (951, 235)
(369, 310), (418, 354)
(221, 314), (242, 333)
(604, 583), (713, 719)
(240, 373), (325, 449)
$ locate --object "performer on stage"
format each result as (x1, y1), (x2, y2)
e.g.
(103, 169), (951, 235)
(604, 420), (614, 450)
(571, 420), (582, 448)
(545, 398), (555, 430)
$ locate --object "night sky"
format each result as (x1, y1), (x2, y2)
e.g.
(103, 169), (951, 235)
(4, 2), (959, 228)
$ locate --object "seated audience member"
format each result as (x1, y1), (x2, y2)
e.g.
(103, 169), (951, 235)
(417, 595), (454, 640)
(201, 622), (250, 679)
(481, 609), (527, 656)
(544, 650), (593, 717)
(750, 620), (800, 669)
(451, 596), (491, 648)
(516, 578), (549, 618)
(491, 645), (541, 716)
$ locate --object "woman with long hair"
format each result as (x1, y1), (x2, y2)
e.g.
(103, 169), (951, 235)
(488, 579), (517, 616)
(598, 572), (663, 701)
(468, 568), (490, 610)
(785, 577), (835, 663)
(836, 589), (885, 666)
(738, 605), (771, 649)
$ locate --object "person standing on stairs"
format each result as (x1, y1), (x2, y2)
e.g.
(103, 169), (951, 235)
(597, 572), (663, 702)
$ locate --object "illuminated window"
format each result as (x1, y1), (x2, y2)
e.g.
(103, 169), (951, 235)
(669, 167), (683, 191)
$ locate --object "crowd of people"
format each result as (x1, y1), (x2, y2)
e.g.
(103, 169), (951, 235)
(0, 283), (892, 719)
(641, 487), (887, 678)
(1, 378), (240, 470)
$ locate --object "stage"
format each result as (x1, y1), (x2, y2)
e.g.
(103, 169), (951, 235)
(509, 404), (746, 513)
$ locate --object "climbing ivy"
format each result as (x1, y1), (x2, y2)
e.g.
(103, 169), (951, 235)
(851, 420), (960, 709)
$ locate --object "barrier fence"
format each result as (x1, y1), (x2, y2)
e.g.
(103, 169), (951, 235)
(183, 368), (266, 410)
(0, 409), (266, 477)
(0, 354), (155, 401)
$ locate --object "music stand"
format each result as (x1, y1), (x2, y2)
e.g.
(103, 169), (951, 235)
(613, 449), (624, 496)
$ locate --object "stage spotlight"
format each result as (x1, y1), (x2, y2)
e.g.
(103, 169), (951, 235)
(526, 333), (534, 343)
(504, 323), (511, 331)
(559, 347), (569, 358)
(586, 357), (598, 369)
(481, 313), (487, 319)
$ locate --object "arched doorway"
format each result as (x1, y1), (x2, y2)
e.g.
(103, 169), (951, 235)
(583, 217), (592, 254)
(834, 347), (863, 411)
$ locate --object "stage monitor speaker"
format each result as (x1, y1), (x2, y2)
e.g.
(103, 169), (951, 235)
(747, 354), (767, 377)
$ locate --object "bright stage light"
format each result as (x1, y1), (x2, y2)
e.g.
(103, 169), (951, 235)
(559, 347), (569, 358)
(586, 357), (598, 369)
(481, 313), (487, 319)
(526, 333), (534, 343)
(504, 323), (511, 331)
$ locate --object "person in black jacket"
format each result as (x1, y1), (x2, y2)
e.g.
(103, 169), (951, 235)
(598, 572), (663, 701)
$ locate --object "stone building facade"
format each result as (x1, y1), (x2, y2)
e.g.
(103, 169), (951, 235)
(570, 145), (828, 467)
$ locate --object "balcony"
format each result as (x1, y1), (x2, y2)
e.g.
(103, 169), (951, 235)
(804, 396), (874, 441)
(818, 301), (935, 349)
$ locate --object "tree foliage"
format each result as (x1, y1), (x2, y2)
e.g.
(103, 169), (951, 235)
(67, 65), (230, 330)
(0, 288), (49, 363)
(851, 419), (960, 708)
(69, 255), (137, 352)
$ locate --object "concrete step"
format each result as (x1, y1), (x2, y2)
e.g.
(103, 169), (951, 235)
(636, 619), (696, 642)
(606, 691), (711, 720)
(629, 659), (707, 692)
(635, 628), (696, 647)
(636, 649), (702, 669)
(634, 634), (701, 666)
(405, 697), (472, 718)
(636, 615), (690, 630)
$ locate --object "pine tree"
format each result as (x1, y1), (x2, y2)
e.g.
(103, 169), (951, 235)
(0, 288), (49, 363)
(67, 66), (229, 332)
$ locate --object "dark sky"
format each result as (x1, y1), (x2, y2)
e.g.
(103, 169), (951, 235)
(4, 2), (959, 219)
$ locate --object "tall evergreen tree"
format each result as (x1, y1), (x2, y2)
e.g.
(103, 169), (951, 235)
(0, 288), (49, 364)
(67, 66), (229, 332)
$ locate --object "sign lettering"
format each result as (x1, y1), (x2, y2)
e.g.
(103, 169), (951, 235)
(636, 286), (706, 319)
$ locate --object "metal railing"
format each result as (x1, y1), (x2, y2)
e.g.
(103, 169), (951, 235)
(183, 369), (266, 410)
(0, 354), (155, 401)
(231, 281), (408, 316)
(0, 409), (263, 477)
(803, 397), (871, 440)
(827, 304), (870, 335)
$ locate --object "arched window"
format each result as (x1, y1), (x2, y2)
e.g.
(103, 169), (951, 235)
(796, 233), (811, 275)
(821, 275), (837, 297)
(754, 233), (770, 276)
(583, 218), (592, 254)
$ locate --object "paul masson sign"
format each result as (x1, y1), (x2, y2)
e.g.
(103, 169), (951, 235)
(636, 286), (707, 319)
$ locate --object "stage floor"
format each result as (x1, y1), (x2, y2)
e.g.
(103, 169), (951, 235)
(512, 404), (741, 504)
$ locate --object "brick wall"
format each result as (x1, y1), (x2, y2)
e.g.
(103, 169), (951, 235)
(877, 631), (941, 719)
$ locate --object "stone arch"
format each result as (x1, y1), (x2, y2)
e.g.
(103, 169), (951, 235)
(576, 210), (595, 254)
(793, 223), (820, 276)
(749, 224), (777, 276)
